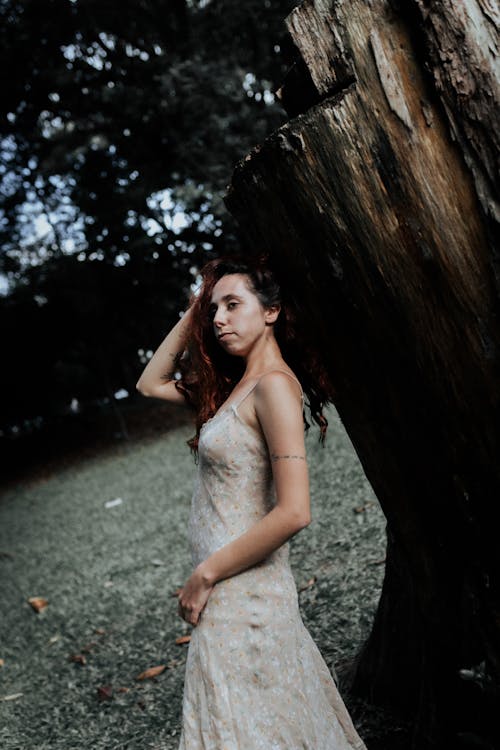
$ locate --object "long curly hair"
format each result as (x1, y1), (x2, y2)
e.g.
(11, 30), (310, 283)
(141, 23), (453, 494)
(174, 254), (335, 457)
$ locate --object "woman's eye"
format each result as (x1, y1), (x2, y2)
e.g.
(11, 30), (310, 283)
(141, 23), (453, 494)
(228, 302), (237, 309)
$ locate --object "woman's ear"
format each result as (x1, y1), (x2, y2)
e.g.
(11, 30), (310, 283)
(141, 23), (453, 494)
(264, 304), (281, 325)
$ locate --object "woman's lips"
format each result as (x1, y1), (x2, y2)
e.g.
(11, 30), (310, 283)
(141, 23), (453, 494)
(219, 332), (233, 340)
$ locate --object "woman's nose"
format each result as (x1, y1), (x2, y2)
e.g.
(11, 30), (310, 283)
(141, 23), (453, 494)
(213, 308), (226, 327)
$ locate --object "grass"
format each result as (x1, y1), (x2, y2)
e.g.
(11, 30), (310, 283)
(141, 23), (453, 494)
(0, 405), (404, 749)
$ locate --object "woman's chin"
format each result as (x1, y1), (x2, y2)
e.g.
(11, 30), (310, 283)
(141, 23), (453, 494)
(220, 341), (246, 358)
(219, 335), (237, 348)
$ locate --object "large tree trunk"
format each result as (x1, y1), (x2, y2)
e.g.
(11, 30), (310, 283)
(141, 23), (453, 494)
(224, 0), (500, 747)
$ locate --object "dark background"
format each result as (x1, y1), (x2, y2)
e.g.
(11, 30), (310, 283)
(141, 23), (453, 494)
(0, 0), (299, 478)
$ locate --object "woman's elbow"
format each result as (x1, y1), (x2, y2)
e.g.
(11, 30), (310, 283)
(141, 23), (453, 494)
(277, 503), (311, 533)
(290, 511), (311, 532)
(297, 514), (311, 530)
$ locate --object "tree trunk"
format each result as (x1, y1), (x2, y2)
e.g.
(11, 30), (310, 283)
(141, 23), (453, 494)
(224, 1), (500, 747)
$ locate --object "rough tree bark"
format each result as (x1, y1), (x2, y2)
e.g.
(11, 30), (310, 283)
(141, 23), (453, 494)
(224, 1), (500, 747)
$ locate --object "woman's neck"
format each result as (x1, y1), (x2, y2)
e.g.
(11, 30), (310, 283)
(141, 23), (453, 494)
(241, 335), (286, 379)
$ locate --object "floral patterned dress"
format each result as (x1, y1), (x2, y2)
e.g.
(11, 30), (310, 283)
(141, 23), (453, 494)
(178, 369), (366, 750)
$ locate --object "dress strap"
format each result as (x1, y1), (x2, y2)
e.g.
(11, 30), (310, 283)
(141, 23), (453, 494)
(234, 368), (304, 411)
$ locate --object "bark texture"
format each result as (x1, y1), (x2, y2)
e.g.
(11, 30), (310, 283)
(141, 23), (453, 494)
(225, 0), (500, 747)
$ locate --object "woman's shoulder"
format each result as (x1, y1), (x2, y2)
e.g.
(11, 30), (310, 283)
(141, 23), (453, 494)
(252, 370), (305, 438)
(254, 368), (303, 402)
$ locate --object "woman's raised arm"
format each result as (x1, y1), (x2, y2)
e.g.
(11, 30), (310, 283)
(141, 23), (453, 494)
(135, 305), (193, 404)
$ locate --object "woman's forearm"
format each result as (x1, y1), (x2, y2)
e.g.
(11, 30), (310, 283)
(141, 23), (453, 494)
(199, 505), (309, 586)
(136, 306), (192, 394)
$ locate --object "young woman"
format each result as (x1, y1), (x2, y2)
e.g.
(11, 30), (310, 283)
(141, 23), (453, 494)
(136, 256), (366, 749)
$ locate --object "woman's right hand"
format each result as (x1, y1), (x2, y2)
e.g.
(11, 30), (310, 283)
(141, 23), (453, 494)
(177, 564), (215, 626)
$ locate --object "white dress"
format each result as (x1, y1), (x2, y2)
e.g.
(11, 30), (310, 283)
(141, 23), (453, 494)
(178, 369), (367, 749)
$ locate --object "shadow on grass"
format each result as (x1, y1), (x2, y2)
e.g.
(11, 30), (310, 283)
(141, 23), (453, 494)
(1, 397), (195, 492)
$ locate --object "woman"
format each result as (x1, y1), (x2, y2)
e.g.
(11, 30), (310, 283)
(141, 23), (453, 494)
(136, 256), (366, 749)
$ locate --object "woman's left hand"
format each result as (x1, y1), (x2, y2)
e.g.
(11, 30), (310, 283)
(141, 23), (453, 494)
(177, 565), (215, 626)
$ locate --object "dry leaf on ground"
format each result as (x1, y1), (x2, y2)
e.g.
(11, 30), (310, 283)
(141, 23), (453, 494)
(136, 664), (166, 680)
(28, 597), (48, 612)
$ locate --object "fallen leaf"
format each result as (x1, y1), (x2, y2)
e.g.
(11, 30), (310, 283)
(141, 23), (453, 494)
(97, 685), (113, 701)
(48, 634), (60, 645)
(94, 627), (106, 635)
(116, 686), (130, 693)
(28, 596), (48, 612)
(175, 635), (191, 646)
(298, 577), (317, 592)
(1, 693), (23, 701)
(136, 664), (166, 680)
(69, 653), (87, 665)
(0, 658), (4, 667)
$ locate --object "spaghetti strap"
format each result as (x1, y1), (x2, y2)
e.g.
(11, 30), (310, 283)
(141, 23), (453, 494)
(234, 368), (304, 411)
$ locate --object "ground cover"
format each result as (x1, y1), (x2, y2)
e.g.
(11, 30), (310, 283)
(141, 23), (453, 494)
(0, 406), (406, 749)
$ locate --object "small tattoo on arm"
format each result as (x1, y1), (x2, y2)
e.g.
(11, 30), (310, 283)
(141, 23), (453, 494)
(270, 454), (306, 462)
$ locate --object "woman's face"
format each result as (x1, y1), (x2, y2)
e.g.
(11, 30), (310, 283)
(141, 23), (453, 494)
(209, 273), (277, 357)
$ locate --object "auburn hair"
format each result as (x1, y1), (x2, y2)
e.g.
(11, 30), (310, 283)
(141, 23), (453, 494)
(174, 254), (335, 458)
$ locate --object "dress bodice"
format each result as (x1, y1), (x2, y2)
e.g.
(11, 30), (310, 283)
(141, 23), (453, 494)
(188, 369), (304, 568)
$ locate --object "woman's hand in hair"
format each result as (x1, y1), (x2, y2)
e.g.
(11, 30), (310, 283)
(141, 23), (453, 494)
(135, 305), (193, 404)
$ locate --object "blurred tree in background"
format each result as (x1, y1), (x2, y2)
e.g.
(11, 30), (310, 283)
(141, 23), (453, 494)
(0, 0), (297, 455)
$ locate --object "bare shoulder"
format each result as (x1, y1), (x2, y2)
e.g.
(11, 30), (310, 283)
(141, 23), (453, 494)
(253, 370), (303, 433)
(253, 370), (306, 465)
(254, 370), (303, 405)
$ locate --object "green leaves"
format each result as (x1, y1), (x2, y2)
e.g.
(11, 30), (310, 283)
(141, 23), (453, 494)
(0, 0), (298, 435)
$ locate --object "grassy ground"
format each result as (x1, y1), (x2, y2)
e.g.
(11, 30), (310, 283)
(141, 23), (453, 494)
(0, 405), (407, 749)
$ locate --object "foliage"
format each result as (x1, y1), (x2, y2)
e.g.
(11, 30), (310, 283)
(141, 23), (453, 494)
(0, 0), (298, 434)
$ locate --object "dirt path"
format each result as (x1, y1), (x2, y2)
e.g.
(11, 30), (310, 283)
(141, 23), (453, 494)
(0, 406), (399, 749)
